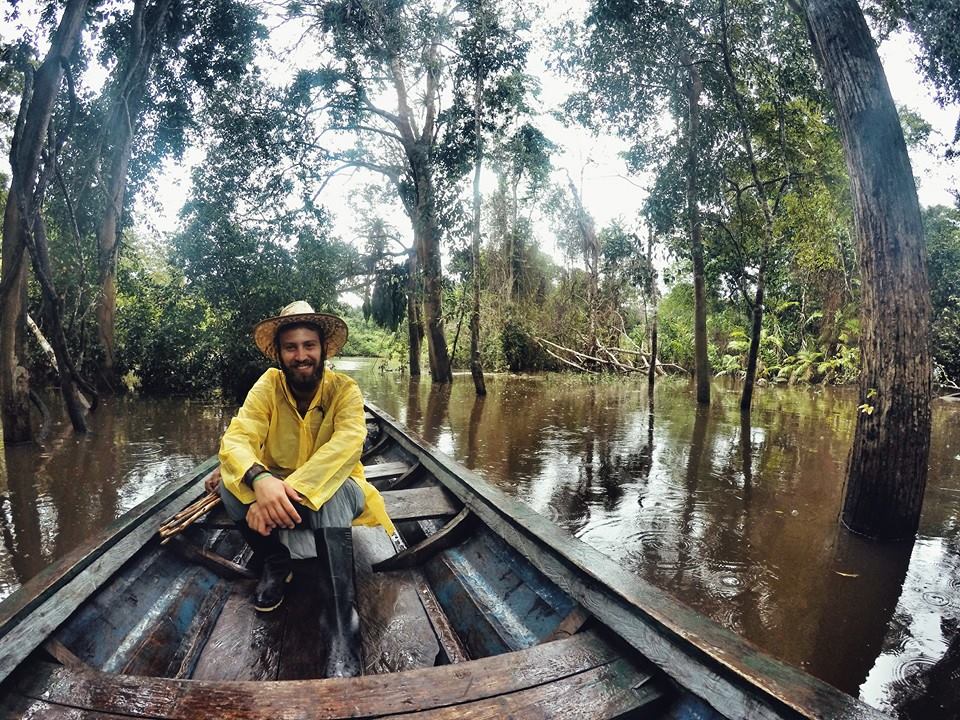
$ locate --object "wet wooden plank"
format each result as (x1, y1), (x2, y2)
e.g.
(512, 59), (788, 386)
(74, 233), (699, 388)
(368, 403), (892, 720)
(364, 461), (411, 480)
(168, 536), (255, 579)
(190, 584), (285, 681)
(382, 486), (460, 522)
(360, 433), (391, 462)
(276, 562), (328, 680)
(380, 461), (425, 491)
(353, 526), (440, 674)
(0, 457), (218, 685)
(18, 632), (622, 718)
(373, 508), (475, 572)
(0, 691), (126, 719)
(119, 571), (230, 679)
(390, 658), (662, 719)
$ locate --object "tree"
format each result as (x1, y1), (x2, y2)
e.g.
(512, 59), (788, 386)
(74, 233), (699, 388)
(1, 0), (90, 442)
(450, 0), (529, 395)
(294, 0), (463, 383)
(564, 0), (717, 403)
(796, 0), (933, 540)
(87, 0), (261, 386)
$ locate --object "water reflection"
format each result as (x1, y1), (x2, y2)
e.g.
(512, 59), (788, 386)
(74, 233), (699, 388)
(343, 361), (960, 714)
(0, 395), (232, 599)
(1, 359), (958, 717)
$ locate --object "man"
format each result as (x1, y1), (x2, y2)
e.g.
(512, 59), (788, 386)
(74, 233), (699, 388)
(217, 300), (394, 677)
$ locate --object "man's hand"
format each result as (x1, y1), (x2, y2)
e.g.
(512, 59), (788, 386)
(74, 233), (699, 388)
(204, 467), (222, 495)
(251, 474), (303, 532)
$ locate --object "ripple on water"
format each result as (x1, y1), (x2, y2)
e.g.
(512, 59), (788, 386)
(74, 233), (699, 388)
(892, 655), (938, 690)
(920, 590), (951, 607)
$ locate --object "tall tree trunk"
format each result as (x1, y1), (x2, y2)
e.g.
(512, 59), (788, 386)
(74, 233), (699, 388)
(95, 0), (172, 386)
(0, 0), (88, 443)
(566, 174), (599, 356)
(470, 71), (487, 396)
(406, 250), (421, 377)
(681, 50), (710, 405)
(647, 227), (658, 400)
(26, 216), (88, 432)
(506, 176), (520, 303)
(801, 0), (932, 540)
(413, 162), (453, 384)
(741, 263), (765, 411)
(718, 0), (777, 413)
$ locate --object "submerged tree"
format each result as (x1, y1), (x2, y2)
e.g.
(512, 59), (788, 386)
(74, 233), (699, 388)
(796, 0), (932, 540)
(1, 0), (90, 441)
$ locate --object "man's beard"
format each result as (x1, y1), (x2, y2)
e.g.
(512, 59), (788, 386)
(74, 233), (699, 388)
(281, 360), (323, 395)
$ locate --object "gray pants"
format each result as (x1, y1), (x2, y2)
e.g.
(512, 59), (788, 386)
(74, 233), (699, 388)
(220, 478), (364, 558)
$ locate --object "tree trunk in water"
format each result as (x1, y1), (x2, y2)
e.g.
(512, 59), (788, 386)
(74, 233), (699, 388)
(740, 267), (764, 411)
(27, 216), (88, 432)
(0, 0), (88, 443)
(413, 160), (452, 384)
(406, 250), (421, 377)
(802, 0), (932, 540)
(647, 227), (657, 401)
(681, 51), (710, 405)
(470, 71), (487, 396)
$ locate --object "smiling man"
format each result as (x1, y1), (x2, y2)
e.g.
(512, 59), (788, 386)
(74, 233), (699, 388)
(217, 301), (394, 676)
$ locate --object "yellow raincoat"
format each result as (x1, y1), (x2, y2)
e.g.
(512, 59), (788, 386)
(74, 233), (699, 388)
(219, 367), (395, 535)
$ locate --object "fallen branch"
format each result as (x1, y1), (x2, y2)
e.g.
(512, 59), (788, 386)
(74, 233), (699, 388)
(539, 343), (598, 373)
(159, 493), (222, 544)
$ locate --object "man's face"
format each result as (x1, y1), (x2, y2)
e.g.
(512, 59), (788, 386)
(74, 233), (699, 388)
(278, 326), (324, 394)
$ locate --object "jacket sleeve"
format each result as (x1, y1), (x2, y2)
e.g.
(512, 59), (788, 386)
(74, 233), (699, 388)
(284, 380), (366, 511)
(219, 372), (274, 505)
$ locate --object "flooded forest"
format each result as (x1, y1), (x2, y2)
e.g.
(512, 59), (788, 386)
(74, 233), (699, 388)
(1, 0), (959, 716)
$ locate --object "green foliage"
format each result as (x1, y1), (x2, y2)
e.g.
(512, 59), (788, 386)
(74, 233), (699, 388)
(500, 315), (545, 371)
(339, 308), (403, 359)
(925, 205), (960, 382)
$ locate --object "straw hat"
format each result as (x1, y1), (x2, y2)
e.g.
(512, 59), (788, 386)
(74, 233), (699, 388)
(253, 301), (349, 360)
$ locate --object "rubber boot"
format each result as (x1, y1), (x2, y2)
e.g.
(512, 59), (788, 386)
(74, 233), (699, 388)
(315, 527), (362, 677)
(237, 521), (292, 612)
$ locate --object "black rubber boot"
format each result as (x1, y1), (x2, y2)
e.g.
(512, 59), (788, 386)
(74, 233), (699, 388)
(315, 527), (362, 677)
(237, 522), (292, 612)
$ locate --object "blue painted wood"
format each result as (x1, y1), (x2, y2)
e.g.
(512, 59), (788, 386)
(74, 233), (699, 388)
(424, 525), (577, 658)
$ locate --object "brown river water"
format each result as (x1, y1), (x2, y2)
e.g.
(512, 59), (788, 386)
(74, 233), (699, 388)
(1, 356), (958, 715)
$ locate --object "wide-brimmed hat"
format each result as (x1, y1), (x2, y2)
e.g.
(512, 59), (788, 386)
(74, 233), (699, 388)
(253, 301), (349, 360)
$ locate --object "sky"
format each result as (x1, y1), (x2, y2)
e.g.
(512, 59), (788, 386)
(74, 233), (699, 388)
(2, 2), (957, 275)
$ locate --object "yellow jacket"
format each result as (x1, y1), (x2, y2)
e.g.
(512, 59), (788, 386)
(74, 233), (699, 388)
(219, 367), (395, 535)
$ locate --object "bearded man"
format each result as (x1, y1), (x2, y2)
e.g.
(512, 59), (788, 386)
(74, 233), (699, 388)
(217, 301), (394, 677)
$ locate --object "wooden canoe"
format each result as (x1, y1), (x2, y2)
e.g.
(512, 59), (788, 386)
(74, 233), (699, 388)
(0, 402), (890, 719)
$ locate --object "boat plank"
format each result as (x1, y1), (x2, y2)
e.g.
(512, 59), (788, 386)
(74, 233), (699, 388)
(276, 564), (328, 680)
(354, 526), (441, 674)
(119, 572), (230, 679)
(390, 658), (661, 719)
(370, 404), (890, 720)
(0, 692), (128, 719)
(381, 486), (460, 522)
(168, 536), (255, 579)
(380, 461), (425, 491)
(190, 585), (285, 681)
(18, 632), (623, 719)
(373, 508), (475, 572)
(364, 461), (410, 479)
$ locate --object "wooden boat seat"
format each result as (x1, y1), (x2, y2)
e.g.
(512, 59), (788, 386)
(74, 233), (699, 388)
(199, 485), (461, 530)
(7, 630), (666, 718)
